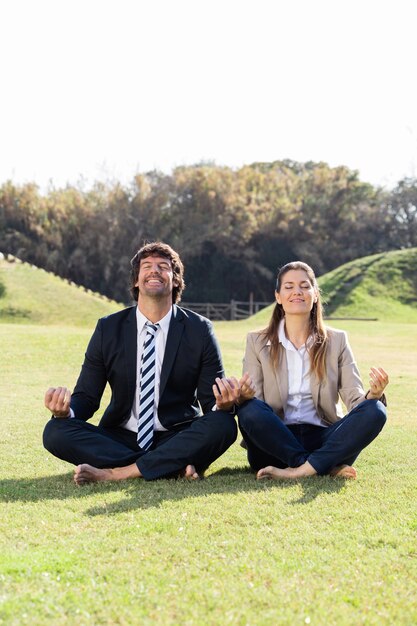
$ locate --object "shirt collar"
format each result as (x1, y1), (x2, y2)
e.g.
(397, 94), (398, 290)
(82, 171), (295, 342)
(136, 306), (172, 335)
(278, 318), (293, 350)
(278, 318), (313, 351)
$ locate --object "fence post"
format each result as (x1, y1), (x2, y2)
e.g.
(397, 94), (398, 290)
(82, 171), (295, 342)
(249, 292), (254, 316)
(230, 300), (236, 321)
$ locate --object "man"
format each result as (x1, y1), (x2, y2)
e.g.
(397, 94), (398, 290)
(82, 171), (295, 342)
(43, 241), (241, 484)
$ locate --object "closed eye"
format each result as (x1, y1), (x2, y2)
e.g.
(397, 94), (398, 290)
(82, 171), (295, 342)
(284, 283), (311, 289)
(142, 263), (171, 271)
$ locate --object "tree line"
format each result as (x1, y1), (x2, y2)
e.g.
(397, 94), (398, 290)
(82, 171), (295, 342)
(1, 160), (416, 303)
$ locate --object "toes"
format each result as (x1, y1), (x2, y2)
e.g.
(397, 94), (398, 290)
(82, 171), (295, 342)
(331, 465), (358, 479)
(257, 474), (271, 481)
(184, 465), (200, 480)
(257, 467), (273, 480)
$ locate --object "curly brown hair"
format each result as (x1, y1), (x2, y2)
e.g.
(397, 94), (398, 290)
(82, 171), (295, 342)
(130, 242), (185, 304)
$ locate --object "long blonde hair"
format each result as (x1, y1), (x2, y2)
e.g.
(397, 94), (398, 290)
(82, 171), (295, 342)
(263, 261), (328, 381)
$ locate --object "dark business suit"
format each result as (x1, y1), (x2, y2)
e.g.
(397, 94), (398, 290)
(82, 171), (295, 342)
(43, 305), (237, 479)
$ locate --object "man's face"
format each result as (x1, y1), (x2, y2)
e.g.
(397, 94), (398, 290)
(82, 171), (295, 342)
(135, 254), (176, 301)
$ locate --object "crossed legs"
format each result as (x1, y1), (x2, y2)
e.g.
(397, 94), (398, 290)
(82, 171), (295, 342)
(43, 412), (237, 484)
(237, 398), (387, 480)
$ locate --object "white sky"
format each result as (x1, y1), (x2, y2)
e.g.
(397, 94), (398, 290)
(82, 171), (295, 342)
(1, 0), (416, 191)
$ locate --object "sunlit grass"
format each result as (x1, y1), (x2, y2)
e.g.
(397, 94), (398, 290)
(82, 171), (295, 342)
(1, 319), (416, 625)
(0, 259), (120, 326)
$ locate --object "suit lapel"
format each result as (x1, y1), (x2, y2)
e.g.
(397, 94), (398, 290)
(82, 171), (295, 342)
(159, 305), (184, 398)
(310, 371), (320, 412)
(265, 339), (288, 413)
(276, 346), (288, 413)
(124, 306), (138, 403)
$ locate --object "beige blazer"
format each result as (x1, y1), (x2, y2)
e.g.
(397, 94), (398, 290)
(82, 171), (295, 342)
(243, 327), (368, 425)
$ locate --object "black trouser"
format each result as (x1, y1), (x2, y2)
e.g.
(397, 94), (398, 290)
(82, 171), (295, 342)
(237, 398), (386, 474)
(43, 412), (237, 480)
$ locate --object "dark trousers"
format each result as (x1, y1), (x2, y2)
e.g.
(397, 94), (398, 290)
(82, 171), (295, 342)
(237, 398), (387, 475)
(43, 412), (237, 480)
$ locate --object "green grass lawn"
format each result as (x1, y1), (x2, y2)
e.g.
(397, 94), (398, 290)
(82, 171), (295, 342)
(1, 320), (416, 625)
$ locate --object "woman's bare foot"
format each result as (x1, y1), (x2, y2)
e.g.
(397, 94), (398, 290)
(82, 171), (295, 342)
(329, 465), (357, 479)
(257, 461), (317, 481)
(73, 463), (141, 485)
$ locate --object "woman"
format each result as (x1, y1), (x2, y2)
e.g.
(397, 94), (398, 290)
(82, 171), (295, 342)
(236, 261), (388, 480)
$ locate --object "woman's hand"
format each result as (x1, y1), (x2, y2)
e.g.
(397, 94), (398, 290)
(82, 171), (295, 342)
(367, 367), (389, 399)
(238, 372), (256, 403)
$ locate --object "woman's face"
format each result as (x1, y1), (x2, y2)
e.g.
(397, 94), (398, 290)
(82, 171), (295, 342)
(275, 269), (317, 316)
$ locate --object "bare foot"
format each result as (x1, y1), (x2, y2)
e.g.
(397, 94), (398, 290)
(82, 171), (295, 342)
(74, 464), (113, 485)
(73, 463), (141, 485)
(329, 465), (357, 479)
(257, 461), (317, 481)
(182, 464), (201, 481)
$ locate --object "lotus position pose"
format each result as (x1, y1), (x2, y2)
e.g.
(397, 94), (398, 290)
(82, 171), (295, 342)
(236, 261), (388, 481)
(43, 241), (242, 485)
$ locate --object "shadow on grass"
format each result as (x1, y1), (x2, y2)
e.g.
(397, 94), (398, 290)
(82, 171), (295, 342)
(286, 476), (348, 504)
(210, 466), (348, 504)
(0, 467), (349, 515)
(0, 469), (259, 515)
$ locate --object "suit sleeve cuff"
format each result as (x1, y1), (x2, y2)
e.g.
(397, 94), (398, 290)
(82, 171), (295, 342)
(52, 408), (75, 418)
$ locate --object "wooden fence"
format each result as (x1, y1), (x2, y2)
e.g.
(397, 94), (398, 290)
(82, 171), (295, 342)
(181, 300), (272, 321)
(181, 301), (379, 322)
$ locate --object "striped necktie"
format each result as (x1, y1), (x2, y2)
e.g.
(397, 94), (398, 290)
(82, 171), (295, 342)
(137, 322), (159, 450)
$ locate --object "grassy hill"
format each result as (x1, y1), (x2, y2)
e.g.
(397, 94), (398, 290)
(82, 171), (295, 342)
(0, 256), (122, 326)
(319, 248), (417, 322)
(1, 248), (417, 327)
(248, 248), (417, 326)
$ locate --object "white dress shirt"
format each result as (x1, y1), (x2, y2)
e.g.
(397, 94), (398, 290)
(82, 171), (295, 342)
(278, 319), (327, 427)
(121, 306), (172, 433)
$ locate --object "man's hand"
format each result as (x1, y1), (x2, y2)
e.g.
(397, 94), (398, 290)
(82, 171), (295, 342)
(213, 377), (241, 412)
(45, 386), (72, 418)
(213, 373), (256, 411)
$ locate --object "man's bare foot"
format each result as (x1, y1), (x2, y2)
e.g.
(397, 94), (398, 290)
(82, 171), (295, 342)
(329, 465), (357, 479)
(257, 461), (317, 481)
(74, 463), (141, 485)
(181, 464), (201, 481)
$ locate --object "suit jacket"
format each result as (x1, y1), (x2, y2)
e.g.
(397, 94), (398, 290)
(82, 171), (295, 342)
(71, 305), (224, 430)
(243, 327), (369, 425)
